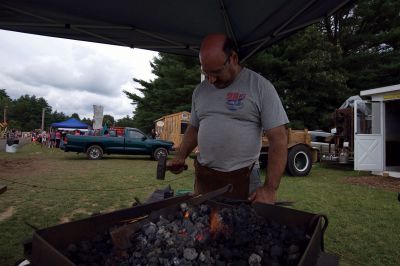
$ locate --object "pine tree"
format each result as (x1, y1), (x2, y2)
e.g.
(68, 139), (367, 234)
(125, 53), (200, 132)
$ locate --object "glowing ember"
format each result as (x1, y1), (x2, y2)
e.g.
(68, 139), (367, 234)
(183, 211), (190, 219)
(209, 208), (231, 239)
(195, 233), (204, 242)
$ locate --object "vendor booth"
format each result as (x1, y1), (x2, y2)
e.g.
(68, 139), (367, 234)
(51, 118), (89, 130)
(354, 84), (400, 178)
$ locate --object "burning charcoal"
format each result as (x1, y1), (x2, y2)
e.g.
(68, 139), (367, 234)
(67, 243), (78, 253)
(80, 240), (92, 253)
(248, 253), (262, 266)
(198, 251), (206, 262)
(255, 245), (264, 256)
(199, 204), (211, 215)
(267, 261), (281, 266)
(183, 219), (195, 234)
(219, 247), (233, 260)
(190, 211), (199, 221)
(136, 234), (148, 248)
(270, 244), (283, 258)
(132, 251), (141, 258)
(147, 253), (159, 264)
(287, 244), (299, 254)
(215, 260), (225, 266)
(167, 221), (180, 233)
(232, 259), (248, 266)
(183, 247), (198, 260)
(70, 203), (310, 266)
(144, 222), (157, 237)
(172, 256), (180, 265)
(180, 202), (189, 212)
(166, 238), (174, 246)
(157, 225), (166, 234)
(287, 252), (301, 264)
(157, 216), (170, 226)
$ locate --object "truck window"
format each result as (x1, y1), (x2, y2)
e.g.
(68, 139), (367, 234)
(127, 130), (144, 139)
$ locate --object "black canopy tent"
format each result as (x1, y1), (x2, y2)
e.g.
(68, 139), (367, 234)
(0, 0), (354, 61)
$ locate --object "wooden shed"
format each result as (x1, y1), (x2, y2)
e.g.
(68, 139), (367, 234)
(155, 111), (190, 149)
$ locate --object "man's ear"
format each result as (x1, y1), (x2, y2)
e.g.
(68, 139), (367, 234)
(231, 51), (239, 64)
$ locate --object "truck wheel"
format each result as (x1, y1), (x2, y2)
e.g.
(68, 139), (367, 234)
(286, 145), (312, 176)
(153, 147), (168, 161)
(87, 145), (103, 160)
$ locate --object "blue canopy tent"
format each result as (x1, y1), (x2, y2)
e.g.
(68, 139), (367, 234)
(51, 118), (89, 129)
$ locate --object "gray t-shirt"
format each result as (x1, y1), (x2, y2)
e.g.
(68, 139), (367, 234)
(190, 68), (289, 172)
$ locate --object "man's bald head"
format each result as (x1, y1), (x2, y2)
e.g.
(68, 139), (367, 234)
(199, 33), (241, 88)
(199, 33), (237, 62)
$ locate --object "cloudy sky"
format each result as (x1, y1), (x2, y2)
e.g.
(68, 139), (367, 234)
(0, 29), (158, 120)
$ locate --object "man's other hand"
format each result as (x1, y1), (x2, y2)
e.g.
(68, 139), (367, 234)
(248, 186), (277, 204)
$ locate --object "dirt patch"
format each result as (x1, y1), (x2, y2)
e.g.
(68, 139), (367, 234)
(0, 157), (53, 178)
(343, 175), (400, 192)
(0, 206), (15, 222)
(59, 208), (89, 224)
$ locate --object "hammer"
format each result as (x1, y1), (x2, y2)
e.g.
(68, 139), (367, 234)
(156, 154), (188, 180)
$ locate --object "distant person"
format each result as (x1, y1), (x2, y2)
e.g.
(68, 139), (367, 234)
(6, 129), (16, 146)
(74, 130), (81, 136)
(50, 130), (56, 148)
(41, 131), (47, 148)
(55, 130), (61, 148)
(151, 129), (157, 139)
(103, 130), (110, 137)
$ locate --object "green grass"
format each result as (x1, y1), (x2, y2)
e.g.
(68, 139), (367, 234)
(0, 144), (399, 266)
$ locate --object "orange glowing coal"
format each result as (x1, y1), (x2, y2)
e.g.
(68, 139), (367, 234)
(195, 233), (204, 242)
(210, 209), (225, 238)
(183, 211), (190, 219)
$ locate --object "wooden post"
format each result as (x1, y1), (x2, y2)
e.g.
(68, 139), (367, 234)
(41, 108), (45, 131)
(3, 105), (6, 123)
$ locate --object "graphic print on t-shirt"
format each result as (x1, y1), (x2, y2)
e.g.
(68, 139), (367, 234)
(225, 92), (246, 111)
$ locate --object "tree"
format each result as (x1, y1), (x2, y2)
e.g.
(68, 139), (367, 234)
(103, 114), (115, 127)
(7, 95), (51, 131)
(49, 110), (68, 125)
(115, 115), (135, 127)
(322, 0), (400, 91)
(70, 113), (80, 120)
(0, 89), (12, 123)
(246, 25), (349, 130)
(81, 117), (93, 126)
(125, 53), (200, 132)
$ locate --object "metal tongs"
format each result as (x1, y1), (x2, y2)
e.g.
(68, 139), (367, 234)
(213, 198), (294, 206)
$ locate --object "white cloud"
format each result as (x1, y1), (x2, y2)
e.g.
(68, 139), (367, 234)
(0, 29), (157, 119)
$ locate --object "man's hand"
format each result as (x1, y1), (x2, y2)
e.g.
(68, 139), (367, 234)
(248, 186), (277, 204)
(166, 157), (186, 174)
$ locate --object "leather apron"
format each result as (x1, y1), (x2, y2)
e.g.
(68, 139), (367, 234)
(194, 159), (253, 199)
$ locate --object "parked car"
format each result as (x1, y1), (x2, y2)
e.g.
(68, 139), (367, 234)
(62, 127), (174, 160)
(309, 130), (335, 161)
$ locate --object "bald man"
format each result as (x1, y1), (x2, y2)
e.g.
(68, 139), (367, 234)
(168, 33), (288, 204)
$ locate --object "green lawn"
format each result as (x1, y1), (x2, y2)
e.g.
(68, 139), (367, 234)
(0, 144), (399, 266)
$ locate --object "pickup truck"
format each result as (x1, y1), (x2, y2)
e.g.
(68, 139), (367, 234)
(61, 127), (174, 160)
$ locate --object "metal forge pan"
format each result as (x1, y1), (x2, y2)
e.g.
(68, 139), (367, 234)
(24, 187), (337, 265)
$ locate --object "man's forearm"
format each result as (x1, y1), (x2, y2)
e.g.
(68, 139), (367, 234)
(265, 126), (288, 191)
(176, 125), (198, 160)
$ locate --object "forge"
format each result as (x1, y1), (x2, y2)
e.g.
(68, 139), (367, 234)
(23, 186), (337, 266)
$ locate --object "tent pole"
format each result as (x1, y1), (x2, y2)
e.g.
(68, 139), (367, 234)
(218, 0), (239, 50)
(241, 0), (319, 62)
